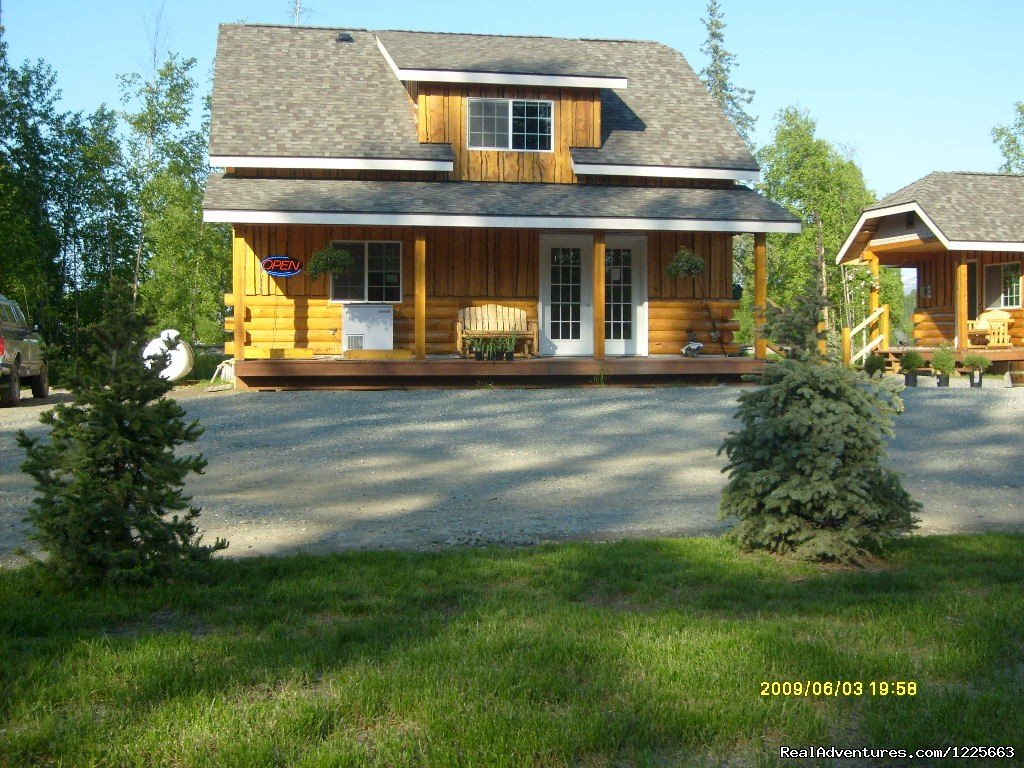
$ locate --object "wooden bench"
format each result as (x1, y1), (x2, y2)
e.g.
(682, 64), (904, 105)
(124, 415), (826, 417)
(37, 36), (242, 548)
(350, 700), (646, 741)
(968, 309), (1012, 348)
(456, 304), (538, 357)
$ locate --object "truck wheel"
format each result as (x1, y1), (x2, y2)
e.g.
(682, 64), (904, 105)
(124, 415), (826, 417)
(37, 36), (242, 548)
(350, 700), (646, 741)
(31, 363), (49, 399)
(1, 367), (20, 407)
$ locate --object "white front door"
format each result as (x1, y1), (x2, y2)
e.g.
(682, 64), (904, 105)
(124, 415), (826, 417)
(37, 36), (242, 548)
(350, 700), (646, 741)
(603, 236), (647, 356)
(539, 234), (594, 356)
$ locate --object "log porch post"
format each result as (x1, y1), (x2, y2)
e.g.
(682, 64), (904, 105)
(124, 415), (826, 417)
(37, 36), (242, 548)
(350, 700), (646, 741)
(866, 249), (880, 345)
(753, 232), (767, 359)
(593, 231), (606, 361)
(414, 230), (427, 360)
(955, 256), (968, 352)
(232, 226), (247, 363)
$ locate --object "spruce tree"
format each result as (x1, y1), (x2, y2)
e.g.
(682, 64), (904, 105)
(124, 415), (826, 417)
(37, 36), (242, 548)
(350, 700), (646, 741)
(699, 0), (756, 147)
(17, 292), (226, 585)
(718, 277), (920, 564)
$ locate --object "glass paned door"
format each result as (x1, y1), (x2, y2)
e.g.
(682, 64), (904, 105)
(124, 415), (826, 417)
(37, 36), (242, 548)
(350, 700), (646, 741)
(605, 248), (633, 353)
(550, 248), (582, 342)
(604, 237), (646, 356)
(539, 235), (593, 355)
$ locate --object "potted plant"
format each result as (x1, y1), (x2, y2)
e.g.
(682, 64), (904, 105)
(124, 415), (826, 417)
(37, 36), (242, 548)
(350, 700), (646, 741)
(468, 339), (484, 361)
(501, 335), (516, 361)
(962, 352), (992, 388)
(308, 245), (354, 280)
(930, 344), (957, 388)
(899, 350), (926, 387)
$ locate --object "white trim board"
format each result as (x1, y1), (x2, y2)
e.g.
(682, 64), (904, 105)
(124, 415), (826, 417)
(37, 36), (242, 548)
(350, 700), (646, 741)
(210, 156), (454, 172)
(837, 201), (1024, 263)
(375, 36), (627, 90)
(203, 209), (803, 233)
(572, 161), (759, 182)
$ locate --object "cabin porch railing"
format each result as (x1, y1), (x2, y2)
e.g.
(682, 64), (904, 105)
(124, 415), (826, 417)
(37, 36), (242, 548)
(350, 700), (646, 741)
(842, 304), (890, 366)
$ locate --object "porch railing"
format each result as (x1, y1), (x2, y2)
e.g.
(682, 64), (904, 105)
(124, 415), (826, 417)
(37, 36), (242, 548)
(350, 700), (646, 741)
(842, 304), (890, 365)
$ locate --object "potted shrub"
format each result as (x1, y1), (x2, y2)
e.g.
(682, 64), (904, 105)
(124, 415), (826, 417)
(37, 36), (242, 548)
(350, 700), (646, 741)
(930, 344), (957, 388)
(468, 339), (484, 361)
(500, 335), (516, 361)
(862, 353), (887, 378)
(963, 352), (992, 388)
(899, 350), (926, 387)
(308, 245), (354, 280)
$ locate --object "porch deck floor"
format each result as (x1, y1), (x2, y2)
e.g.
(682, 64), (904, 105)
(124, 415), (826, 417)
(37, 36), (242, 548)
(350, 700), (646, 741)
(234, 355), (765, 389)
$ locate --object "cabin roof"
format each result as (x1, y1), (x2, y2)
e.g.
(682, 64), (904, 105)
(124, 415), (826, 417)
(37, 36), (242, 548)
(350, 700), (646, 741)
(837, 172), (1024, 262)
(868, 172), (1024, 244)
(209, 23), (757, 172)
(202, 175), (801, 232)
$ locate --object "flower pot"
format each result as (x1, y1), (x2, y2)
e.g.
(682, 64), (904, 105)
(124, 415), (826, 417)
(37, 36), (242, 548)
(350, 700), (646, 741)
(903, 372), (917, 387)
(474, 350), (484, 361)
(504, 351), (514, 361)
(936, 374), (950, 387)
(970, 371), (983, 388)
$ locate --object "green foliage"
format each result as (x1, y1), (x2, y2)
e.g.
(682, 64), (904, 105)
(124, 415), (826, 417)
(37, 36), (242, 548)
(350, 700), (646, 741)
(698, 0), (755, 147)
(16, 292), (226, 586)
(992, 101), (1024, 174)
(862, 353), (887, 378)
(308, 245), (354, 279)
(930, 345), (957, 377)
(666, 247), (705, 280)
(755, 107), (877, 347)
(719, 358), (920, 564)
(763, 271), (828, 361)
(899, 350), (926, 373)
(962, 353), (992, 372)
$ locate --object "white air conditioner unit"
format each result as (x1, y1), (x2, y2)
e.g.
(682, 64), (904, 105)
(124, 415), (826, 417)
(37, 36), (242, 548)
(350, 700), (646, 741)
(342, 304), (394, 351)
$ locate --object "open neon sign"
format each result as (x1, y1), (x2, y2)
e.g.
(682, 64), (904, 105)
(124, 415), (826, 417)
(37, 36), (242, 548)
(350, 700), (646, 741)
(260, 256), (303, 278)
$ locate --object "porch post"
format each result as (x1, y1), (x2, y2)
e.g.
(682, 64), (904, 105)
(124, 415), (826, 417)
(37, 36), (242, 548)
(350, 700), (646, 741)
(414, 230), (427, 360)
(955, 257), (968, 352)
(866, 249), (880, 345)
(593, 231), (606, 361)
(232, 226), (247, 362)
(753, 232), (767, 359)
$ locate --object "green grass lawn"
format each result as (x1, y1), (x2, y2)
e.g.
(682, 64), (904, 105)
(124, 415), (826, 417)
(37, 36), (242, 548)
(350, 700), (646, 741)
(1, 535), (1021, 767)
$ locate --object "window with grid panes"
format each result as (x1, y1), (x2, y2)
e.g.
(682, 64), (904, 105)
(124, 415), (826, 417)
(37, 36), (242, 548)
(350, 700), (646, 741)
(468, 98), (552, 151)
(330, 242), (402, 302)
(984, 262), (1022, 309)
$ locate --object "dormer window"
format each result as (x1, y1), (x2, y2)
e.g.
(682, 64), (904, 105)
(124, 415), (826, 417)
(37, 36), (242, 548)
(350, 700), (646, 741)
(468, 98), (553, 152)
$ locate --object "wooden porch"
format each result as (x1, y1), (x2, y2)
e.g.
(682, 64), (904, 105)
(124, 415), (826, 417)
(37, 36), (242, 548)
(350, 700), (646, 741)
(233, 354), (765, 389)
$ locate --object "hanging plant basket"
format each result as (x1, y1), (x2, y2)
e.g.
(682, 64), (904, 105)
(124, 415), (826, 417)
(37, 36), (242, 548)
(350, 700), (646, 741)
(308, 246), (354, 280)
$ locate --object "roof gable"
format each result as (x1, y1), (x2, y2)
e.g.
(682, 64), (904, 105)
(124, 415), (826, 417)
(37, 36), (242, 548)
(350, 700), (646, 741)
(209, 24), (757, 173)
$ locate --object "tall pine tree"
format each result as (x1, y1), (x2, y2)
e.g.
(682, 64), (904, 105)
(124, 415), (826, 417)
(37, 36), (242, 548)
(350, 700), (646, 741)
(699, 0), (756, 148)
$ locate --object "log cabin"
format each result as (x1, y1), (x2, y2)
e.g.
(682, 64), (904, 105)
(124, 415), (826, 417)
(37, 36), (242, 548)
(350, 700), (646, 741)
(201, 24), (801, 388)
(836, 172), (1024, 370)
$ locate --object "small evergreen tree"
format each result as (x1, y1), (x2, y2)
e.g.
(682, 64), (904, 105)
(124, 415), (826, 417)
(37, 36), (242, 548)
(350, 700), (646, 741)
(718, 276), (920, 564)
(17, 291), (226, 585)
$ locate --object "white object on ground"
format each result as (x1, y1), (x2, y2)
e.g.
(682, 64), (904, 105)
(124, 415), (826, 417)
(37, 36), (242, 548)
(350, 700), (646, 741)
(143, 329), (195, 381)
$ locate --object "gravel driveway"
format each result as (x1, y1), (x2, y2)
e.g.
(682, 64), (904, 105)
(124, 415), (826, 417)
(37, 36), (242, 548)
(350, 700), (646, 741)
(2, 382), (1022, 565)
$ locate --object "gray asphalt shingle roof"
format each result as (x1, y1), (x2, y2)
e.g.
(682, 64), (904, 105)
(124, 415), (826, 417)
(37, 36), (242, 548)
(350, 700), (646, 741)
(203, 175), (799, 226)
(209, 25), (451, 161)
(210, 24), (756, 171)
(870, 172), (1024, 244)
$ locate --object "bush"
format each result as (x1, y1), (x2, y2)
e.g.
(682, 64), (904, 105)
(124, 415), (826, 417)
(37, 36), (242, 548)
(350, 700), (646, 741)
(963, 352), (992, 372)
(862, 353), (887, 378)
(719, 359), (921, 564)
(899, 350), (926, 374)
(16, 294), (227, 586)
(930, 345), (958, 377)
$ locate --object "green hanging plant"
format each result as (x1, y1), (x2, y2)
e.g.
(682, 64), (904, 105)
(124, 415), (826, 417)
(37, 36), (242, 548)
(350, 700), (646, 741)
(666, 246), (705, 279)
(308, 245), (354, 279)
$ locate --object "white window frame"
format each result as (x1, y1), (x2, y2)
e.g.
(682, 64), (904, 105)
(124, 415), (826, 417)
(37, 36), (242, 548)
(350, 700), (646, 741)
(983, 261), (1022, 310)
(466, 98), (555, 153)
(328, 240), (403, 304)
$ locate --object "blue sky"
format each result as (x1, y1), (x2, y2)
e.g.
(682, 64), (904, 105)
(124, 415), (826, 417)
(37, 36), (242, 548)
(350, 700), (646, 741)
(3, 0), (1020, 198)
